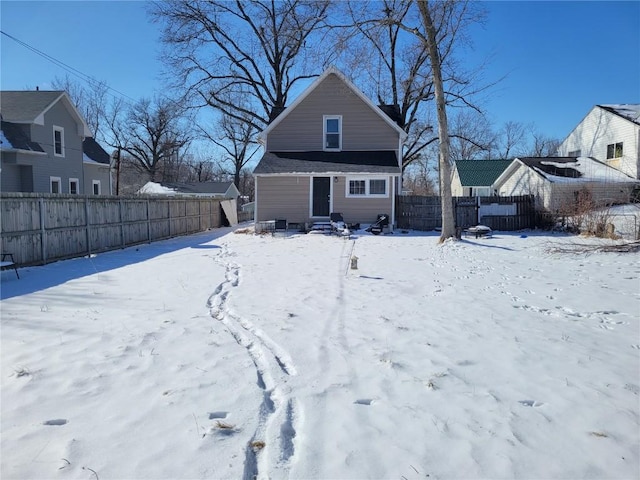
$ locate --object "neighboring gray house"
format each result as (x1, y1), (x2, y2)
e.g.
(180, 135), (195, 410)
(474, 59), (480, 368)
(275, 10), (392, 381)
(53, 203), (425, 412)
(558, 104), (640, 179)
(451, 159), (513, 197)
(0, 90), (111, 194)
(253, 67), (407, 227)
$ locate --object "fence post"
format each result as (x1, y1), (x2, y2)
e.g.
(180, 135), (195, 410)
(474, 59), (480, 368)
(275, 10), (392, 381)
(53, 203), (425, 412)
(119, 199), (125, 247)
(85, 196), (91, 257)
(146, 199), (151, 243)
(39, 196), (46, 264)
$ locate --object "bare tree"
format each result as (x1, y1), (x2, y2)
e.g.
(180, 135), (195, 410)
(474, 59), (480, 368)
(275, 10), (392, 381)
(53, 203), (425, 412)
(449, 109), (495, 161)
(51, 74), (109, 140)
(202, 113), (260, 189)
(529, 130), (561, 157)
(150, 0), (331, 130)
(114, 97), (191, 183)
(495, 120), (528, 159)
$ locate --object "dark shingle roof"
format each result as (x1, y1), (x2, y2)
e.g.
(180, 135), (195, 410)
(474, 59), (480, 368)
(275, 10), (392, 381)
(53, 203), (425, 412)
(254, 151), (401, 175)
(455, 159), (513, 186)
(0, 91), (65, 123)
(517, 157), (582, 178)
(598, 104), (640, 126)
(161, 181), (235, 195)
(0, 120), (45, 152)
(83, 137), (110, 164)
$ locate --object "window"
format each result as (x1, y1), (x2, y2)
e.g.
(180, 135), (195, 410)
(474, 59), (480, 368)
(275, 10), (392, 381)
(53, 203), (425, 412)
(324, 115), (341, 150)
(69, 178), (79, 195)
(346, 178), (388, 197)
(92, 180), (101, 195)
(606, 142), (623, 159)
(568, 149), (581, 157)
(50, 176), (61, 193)
(53, 126), (65, 157)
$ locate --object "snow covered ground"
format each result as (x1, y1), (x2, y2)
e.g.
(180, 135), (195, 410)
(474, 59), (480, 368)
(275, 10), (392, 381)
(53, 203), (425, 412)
(1, 227), (639, 480)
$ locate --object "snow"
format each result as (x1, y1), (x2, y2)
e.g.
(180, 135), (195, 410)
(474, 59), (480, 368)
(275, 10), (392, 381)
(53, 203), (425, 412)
(539, 157), (639, 183)
(603, 104), (640, 124)
(0, 129), (14, 150)
(1, 228), (639, 479)
(138, 181), (178, 195)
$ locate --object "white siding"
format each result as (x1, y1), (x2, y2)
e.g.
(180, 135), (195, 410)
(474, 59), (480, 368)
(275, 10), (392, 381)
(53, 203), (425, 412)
(559, 107), (640, 179)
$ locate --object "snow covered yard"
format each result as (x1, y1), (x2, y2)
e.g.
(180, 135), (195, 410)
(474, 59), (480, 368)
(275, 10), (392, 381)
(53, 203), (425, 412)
(1, 228), (639, 480)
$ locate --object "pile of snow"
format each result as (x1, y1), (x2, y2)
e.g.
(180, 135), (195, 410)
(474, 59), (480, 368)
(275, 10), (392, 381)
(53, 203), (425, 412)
(137, 181), (177, 195)
(540, 157), (639, 183)
(1, 229), (638, 479)
(0, 129), (14, 150)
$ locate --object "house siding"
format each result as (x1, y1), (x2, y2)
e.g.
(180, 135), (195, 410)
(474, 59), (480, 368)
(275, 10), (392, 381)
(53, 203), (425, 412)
(267, 74), (399, 152)
(83, 163), (111, 195)
(497, 166), (550, 209)
(332, 176), (394, 224)
(559, 107), (640, 179)
(255, 176), (311, 222)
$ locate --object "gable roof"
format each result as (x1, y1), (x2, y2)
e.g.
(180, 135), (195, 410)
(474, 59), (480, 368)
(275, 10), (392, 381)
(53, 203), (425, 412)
(597, 104), (640, 126)
(259, 67), (407, 143)
(0, 120), (45, 153)
(83, 137), (110, 165)
(254, 151), (401, 175)
(454, 159), (512, 187)
(0, 90), (92, 136)
(164, 181), (238, 195)
(495, 156), (639, 186)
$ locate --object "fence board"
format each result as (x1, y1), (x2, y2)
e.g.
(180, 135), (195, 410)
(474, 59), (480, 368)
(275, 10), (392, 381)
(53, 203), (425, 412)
(1, 193), (226, 266)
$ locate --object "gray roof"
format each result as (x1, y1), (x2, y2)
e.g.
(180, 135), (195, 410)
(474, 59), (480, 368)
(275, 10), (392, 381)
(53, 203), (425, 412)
(83, 137), (110, 164)
(0, 91), (65, 123)
(0, 120), (45, 152)
(254, 151), (401, 175)
(161, 181), (236, 195)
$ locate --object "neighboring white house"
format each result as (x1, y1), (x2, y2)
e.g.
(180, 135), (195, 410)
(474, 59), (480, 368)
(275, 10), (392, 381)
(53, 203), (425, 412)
(493, 156), (640, 212)
(558, 104), (640, 179)
(450, 159), (512, 197)
(137, 181), (240, 199)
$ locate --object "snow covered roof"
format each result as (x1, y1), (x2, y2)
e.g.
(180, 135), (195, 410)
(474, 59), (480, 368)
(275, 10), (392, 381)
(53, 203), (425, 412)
(137, 182), (178, 195)
(518, 157), (639, 184)
(598, 104), (640, 125)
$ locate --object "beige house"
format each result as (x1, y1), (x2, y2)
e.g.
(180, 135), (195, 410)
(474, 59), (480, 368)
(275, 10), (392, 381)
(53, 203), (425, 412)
(253, 67), (407, 227)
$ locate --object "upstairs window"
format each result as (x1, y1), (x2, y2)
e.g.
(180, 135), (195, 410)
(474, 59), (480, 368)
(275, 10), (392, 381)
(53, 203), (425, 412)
(606, 142), (623, 159)
(324, 115), (342, 150)
(53, 126), (65, 157)
(568, 149), (581, 157)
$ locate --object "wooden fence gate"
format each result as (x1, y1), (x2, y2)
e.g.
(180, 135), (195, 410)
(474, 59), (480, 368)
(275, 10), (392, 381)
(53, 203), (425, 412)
(396, 195), (535, 231)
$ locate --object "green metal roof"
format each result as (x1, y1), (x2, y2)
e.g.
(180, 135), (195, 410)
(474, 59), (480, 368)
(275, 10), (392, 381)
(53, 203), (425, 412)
(455, 159), (513, 186)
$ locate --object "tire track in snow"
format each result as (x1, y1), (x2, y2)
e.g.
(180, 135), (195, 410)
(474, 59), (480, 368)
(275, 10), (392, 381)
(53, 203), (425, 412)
(207, 244), (300, 479)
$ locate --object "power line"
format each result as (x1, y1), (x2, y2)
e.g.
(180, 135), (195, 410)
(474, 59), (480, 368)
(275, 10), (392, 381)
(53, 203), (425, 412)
(1, 30), (137, 104)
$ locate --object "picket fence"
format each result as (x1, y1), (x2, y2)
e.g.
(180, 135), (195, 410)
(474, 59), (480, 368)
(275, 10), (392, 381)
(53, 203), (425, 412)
(1, 193), (225, 266)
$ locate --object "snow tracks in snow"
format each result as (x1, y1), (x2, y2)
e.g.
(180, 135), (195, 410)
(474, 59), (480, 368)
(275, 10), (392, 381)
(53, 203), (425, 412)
(207, 244), (300, 480)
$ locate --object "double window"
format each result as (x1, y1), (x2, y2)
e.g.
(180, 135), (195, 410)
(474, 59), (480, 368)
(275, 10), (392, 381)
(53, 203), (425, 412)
(324, 115), (341, 151)
(346, 177), (388, 197)
(606, 142), (623, 159)
(53, 126), (65, 157)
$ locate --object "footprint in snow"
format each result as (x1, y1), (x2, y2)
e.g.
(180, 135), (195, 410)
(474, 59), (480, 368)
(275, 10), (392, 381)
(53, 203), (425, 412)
(209, 411), (229, 419)
(354, 398), (375, 406)
(43, 419), (68, 426)
(518, 400), (543, 407)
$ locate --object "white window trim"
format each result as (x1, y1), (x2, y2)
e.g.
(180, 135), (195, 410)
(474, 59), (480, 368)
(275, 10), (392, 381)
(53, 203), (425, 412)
(323, 115), (342, 151)
(345, 176), (389, 198)
(53, 125), (65, 157)
(69, 178), (79, 194)
(92, 180), (101, 195)
(50, 176), (61, 194)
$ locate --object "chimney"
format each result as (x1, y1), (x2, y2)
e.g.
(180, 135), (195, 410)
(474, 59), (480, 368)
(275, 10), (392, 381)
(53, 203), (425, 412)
(36, 86), (39, 91)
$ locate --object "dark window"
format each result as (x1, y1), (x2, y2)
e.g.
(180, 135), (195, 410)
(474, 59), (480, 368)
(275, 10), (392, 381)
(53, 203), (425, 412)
(369, 179), (386, 195)
(325, 117), (340, 150)
(349, 180), (366, 195)
(606, 142), (623, 159)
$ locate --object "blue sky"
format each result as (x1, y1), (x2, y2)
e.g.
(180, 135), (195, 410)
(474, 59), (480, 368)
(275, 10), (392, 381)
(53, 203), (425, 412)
(1, 1), (639, 145)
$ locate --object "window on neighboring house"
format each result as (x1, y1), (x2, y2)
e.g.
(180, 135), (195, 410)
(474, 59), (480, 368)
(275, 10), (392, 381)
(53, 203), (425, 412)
(50, 176), (61, 193)
(324, 115), (341, 150)
(53, 126), (65, 156)
(568, 149), (581, 157)
(606, 142), (623, 159)
(69, 178), (79, 194)
(346, 178), (388, 197)
(92, 180), (101, 195)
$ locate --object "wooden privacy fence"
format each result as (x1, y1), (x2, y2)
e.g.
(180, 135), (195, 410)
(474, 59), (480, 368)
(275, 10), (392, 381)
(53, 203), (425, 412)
(1, 193), (224, 266)
(396, 195), (535, 231)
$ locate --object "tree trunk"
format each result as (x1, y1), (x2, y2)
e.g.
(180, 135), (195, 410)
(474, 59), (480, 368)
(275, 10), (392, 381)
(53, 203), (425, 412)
(416, 0), (457, 242)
